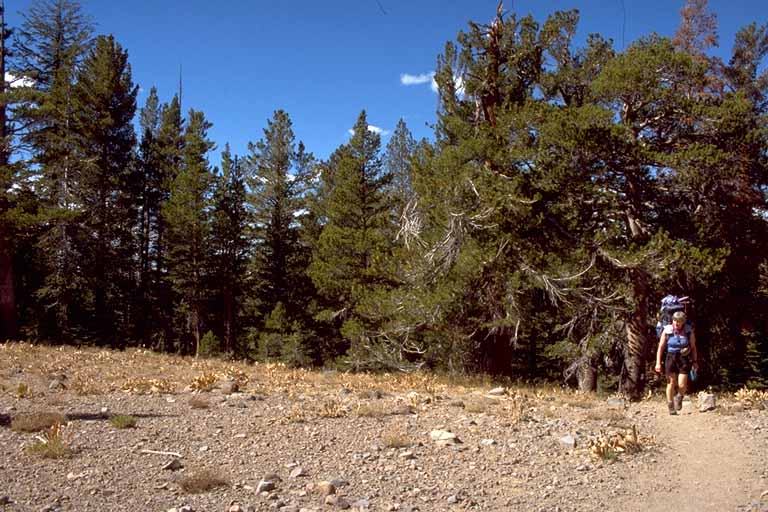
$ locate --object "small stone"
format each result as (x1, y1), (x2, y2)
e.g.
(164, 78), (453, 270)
(325, 496), (350, 509)
(220, 380), (239, 395)
(447, 495), (458, 504)
(606, 398), (626, 409)
(329, 478), (348, 488)
(199, 445), (209, 452)
(399, 451), (415, 460)
(0, 496), (12, 506)
(316, 481), (336, 496)
(279, 506), (299, 512)
(228, 503), (243, 512)
(234, 433), (247, 439)
(559, 434), (576, 449)
(487, 387), (506, 396)
(430, 429), (460, 447)
(351, 498), (370, 510)
(257, 480), (276, 493)
(290, 466), (306, 478)
(100, 407), (109, 416)
(698, 392), (716, 412)
(480, 439), (496, 446)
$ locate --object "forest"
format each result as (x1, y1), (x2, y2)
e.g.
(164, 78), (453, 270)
(0, 0), (766, 398)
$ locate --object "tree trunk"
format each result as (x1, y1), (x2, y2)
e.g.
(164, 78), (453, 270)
(577, 359), (597, 392)
(0, 238), (15, 340)
(621, 270), (650, 400)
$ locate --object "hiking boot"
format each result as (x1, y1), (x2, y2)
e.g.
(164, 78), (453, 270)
(674, 393), (683, 411)
(668, 402), (677, 415)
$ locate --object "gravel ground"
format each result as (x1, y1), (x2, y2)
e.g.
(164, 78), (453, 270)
(0, 344), (766, 512)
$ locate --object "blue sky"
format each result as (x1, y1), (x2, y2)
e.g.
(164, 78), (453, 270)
(5, 0), (767, 163)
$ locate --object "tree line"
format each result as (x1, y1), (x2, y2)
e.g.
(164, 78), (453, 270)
(0, 0), (766, 397)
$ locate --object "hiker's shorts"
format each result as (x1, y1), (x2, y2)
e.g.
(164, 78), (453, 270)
(665, 351), (692, 377)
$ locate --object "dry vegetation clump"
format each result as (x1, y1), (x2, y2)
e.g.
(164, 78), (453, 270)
(25, 422), (72, 459)
(734, 387), (768, 409)
(589, 425), (651, 461)
(15, 382), (31, 398)
(70, 375), (108, 395)
(178, 469), (230, 494)
(356, 402), (389, 418)
(316, 399), (348, 418)
(382, 426), (412, 448)
(11, 412), (66, 433)
(109, 414), (137, 429)
(189, 372), (218, 391)
(121, 378), (175, 395)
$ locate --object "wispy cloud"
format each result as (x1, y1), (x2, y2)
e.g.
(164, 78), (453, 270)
(347, 124), (390, 137)
(400, 72), (435, 86)
(403, 70), (464, 96)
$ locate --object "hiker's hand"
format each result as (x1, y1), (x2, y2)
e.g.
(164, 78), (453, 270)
(654, 363), (661, 373)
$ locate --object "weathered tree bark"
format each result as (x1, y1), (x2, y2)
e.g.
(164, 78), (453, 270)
(577, 359), (598, 392)
(622, 269), (650, 400)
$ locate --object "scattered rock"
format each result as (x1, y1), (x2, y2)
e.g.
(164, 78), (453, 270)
(430, 429), (460, 447)
(447, 495), (459, 505)
(324, 496), (350, 509)
(228, 502), (244, 512)
(606, 398), (626, 409)
(559, 434), (577, 449)
(487, 387), (506, 396)
(399, 451), (415, 460)
(480, 439), (496, 446)
(698, 392), (716, 412)
(316, 481), (336, 496)
(290, 466), (306, 478)
(351, 498), (370, 510)
(0, 496), (12, 506)
(220, 379), (239, 395)
(257, 479), (277, 493)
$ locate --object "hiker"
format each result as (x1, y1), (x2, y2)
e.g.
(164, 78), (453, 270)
(655, 310), (698, 415)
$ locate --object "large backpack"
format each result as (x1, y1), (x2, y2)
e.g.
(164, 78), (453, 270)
(655, 295), (690, 337)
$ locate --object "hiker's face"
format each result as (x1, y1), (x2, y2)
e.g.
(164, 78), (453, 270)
(673, 319), (684, 328)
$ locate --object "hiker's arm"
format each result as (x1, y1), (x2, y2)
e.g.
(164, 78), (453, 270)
(655, 333), (667, 372)
(689, 330), (698, 369)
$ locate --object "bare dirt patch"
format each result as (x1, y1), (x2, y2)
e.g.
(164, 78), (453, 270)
(0, 343), (766, 511)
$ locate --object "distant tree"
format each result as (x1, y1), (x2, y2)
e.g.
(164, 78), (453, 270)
(309, 110), (396, 366)
(382, 118), (416, 215)
(69, 34), (138, 346)
(163, 109), (214, 355)
(245, 110), (316, 362)
(209, 144), (248, 355)
(10, 0), (93, 340)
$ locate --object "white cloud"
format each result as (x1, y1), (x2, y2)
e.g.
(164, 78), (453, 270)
(400, 72), (435, 86)
(347, 125), (390, 137)
(4, 72), (35, 88)
(403, 70), (464, 96)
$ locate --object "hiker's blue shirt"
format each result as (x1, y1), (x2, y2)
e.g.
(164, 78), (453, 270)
(664, 324), (691, 353)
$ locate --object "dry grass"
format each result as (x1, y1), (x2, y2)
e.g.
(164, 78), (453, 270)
(70, 376), (107, 395)
(109, 414), (137, 429)
(15, 382), (31, 398)
(178, 469), (230, 494)
(11, 412), (67, 433)
(464, 398), (498, 414)
(589, 425), (649, 460)
(382, 426), (411, 448)
(189, 372), (218, 391)
(356, 402), (389, 418)
(121, 378), (175, 395)
(25, 422), (72, 459)
(316, 399), (348, 418)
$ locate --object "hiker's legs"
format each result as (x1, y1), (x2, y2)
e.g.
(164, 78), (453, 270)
(666, 375), (677, 402)
(677, 372), (689, 397)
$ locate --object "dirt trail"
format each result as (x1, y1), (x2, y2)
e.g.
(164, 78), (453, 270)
(621, 401), (767, 512)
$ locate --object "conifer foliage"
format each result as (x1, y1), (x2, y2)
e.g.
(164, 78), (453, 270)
(1, 0), (766, 392)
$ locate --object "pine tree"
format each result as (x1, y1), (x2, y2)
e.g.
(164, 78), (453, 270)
(309, 110), (395, 366)
(382, 118), (416, 214)
(163, 109), (214, 355)
(245, 110), (315, 362)
(69, 34), (137, 345)
(209, 144), (248, 355)
(10, 0), (92, 340)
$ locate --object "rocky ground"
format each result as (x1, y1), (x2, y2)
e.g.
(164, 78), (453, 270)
(0, 343), (766, 512)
